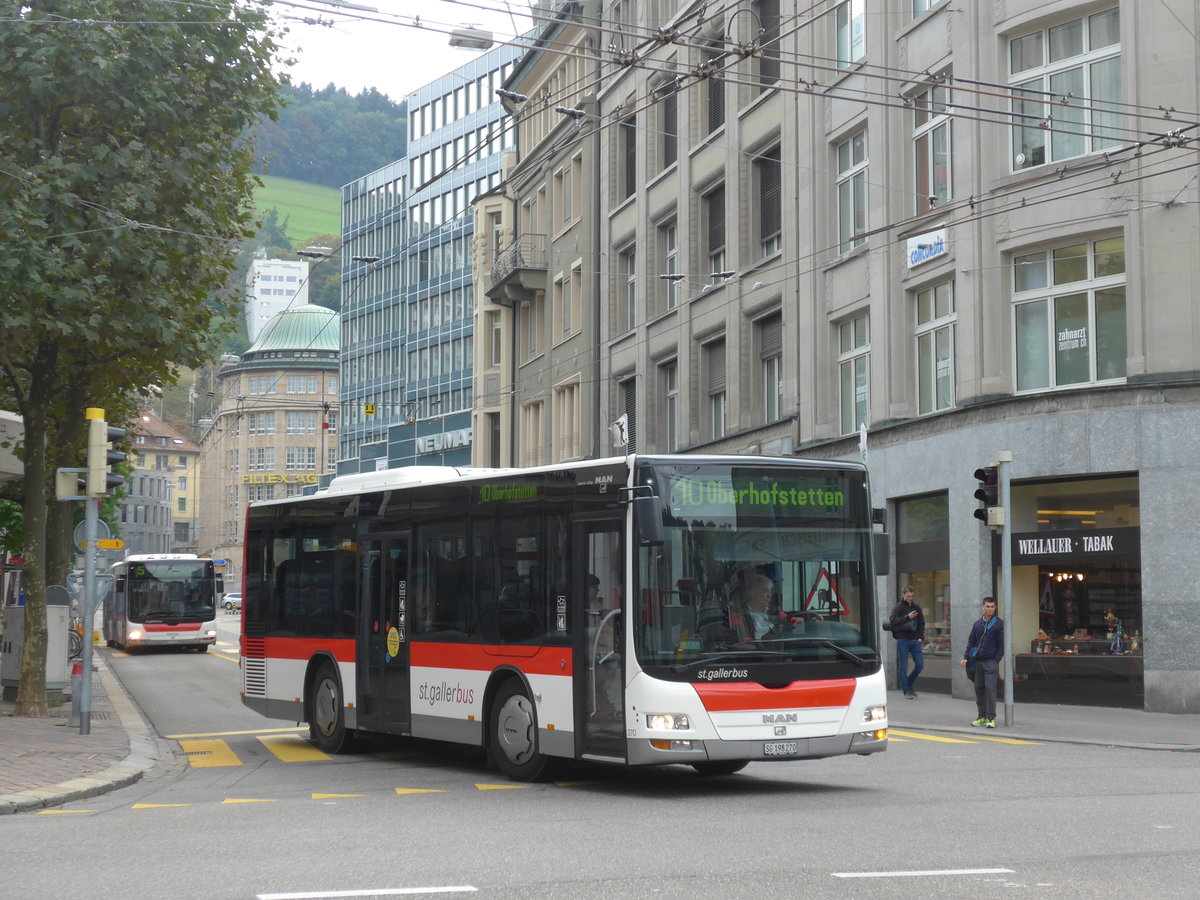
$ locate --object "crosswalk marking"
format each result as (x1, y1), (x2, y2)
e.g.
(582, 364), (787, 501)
(181, 738), (244, 767)
(259, 734), (332, 762)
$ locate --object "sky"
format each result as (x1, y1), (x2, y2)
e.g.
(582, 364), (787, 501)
(271, 0), (535, 100)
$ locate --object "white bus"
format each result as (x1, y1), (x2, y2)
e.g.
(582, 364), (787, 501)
(103, 554), (219, 651)
(241, 455), (889, 780)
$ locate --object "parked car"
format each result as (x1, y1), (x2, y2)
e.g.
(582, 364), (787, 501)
(222, 592), (242, 612)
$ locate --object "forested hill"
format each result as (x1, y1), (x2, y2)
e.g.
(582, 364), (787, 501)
(251, 83), (407, 189)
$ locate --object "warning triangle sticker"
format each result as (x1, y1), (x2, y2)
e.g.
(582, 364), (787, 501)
(804, 567), (848, 616)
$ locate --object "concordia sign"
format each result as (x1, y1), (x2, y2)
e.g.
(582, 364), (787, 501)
(905, 225), (948, 269)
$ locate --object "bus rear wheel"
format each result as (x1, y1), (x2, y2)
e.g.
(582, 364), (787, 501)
(308, 662), (363, 753)
(691, 760), (749, 776)
(490, 680), (555, 782)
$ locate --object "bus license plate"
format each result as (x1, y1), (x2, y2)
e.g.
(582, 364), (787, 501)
(764, 741), (798, 757)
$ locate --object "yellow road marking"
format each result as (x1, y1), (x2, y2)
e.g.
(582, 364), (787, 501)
(37, 809), (93, 815)
(180, 738), (243, 767)
(166, 726), (306, 739)
(313, 793), (364, 799)
(210, 651), (240, 663)
(475, 783), (530, 791)
(258, 734), (331, 763)
(395, 788), (447, 795)
(888, 730), (977, 744)
(222, 798), (277, 804)
(131, 803), (191, 809)
(968, 734), (1041, 745)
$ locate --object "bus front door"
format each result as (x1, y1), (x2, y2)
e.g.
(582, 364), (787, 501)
(358, 534), (411, 734)
(576, 521), (625, 760)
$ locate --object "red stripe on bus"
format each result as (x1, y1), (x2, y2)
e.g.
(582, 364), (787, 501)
(693, 680), (856, 711)
(411, 642), (572, 676)
(142, 623), (203, 633)
(264, 636), (356, 662)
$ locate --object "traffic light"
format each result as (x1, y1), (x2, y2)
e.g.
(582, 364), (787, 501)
(973, 465), (1003, 527)
(86, 408), (127, 496)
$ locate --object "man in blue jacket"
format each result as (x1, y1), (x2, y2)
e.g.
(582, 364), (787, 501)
(960, 596), (1004, 727)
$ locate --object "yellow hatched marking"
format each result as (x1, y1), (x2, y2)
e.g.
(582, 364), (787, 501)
(258, 734), (331, 762)
(969, 734), (1041, 745)
(180, 738), (243, 767)
(210, 651), (240, 663)
(887, 737), (910, 742)
(395, 788), (447, 795)
(166, 726), (306, 739)
(313, 793), (364, 799)
(475, 783), (530, 791)
(888, 730), (977, 744)
(221, 798), (277, 804)
(131, 803), (191, 809)
(37, 809), (93, 815)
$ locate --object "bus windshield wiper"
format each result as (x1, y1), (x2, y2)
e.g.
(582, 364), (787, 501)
(671, 650), (790, 673)
(783, 637), (872, 668)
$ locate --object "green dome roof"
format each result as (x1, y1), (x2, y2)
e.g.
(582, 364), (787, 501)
(248, 304), (339, 354)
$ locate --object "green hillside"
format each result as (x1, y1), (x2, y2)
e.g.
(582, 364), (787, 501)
(255, 175), (341, 244)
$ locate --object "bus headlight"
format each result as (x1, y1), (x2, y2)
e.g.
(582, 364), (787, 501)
(862, 705), (886, 723)
(205, 629), (218, 638)
(646, 713), (690, 730)
(127, 630), (143, 642)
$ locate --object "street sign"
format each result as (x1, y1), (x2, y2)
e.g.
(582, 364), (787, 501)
(74, 518), (111, 550)
(80, 538), (125, 549)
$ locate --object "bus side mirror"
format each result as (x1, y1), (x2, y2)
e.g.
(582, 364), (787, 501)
(873, 532), (890, 576)
(633, 496), (664, 547)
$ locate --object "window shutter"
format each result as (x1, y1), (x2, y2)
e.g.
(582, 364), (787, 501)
(759, 149), (781, 239)
(622, 379), (637, 453)
(707, 186), (725, 254)
(707, 341), (727, 393)
(760, 314), (782, 358)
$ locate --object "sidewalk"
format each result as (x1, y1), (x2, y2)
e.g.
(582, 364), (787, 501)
(0, 653), (167, 815)
(1, 667), (1196, 815)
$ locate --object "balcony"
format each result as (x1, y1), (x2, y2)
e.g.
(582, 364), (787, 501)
(487, 234), (547, 305)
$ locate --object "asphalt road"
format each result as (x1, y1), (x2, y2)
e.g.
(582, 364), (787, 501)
(3, 614), (1196, 899)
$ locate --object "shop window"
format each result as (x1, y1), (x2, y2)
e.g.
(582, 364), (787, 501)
(896, 493), (951, 689)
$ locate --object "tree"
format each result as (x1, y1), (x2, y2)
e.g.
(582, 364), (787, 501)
(0, 0), (287, 715)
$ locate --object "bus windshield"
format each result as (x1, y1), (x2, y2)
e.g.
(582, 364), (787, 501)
(125, 560), (218, 624)
(633, 462), (881, 676)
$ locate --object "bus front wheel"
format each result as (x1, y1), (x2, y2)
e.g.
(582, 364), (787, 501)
(308, 663), (363, 753)
(490, 680), (555, 782)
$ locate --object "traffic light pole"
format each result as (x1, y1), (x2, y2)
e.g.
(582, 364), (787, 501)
(80, 495), (99, 735)
(998, 451), (1014, 727)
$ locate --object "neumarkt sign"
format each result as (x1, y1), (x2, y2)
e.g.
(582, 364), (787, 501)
(241, 473), (319, 485)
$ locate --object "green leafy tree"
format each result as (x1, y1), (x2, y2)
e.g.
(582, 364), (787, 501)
(0, 0), (287, 715)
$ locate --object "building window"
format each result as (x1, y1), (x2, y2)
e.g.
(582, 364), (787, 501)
(286, 411), (318, 434)
(914, 79), (951, 213)
(620, 115), (637, 200)
(838, 313), (869, 435)
(704, 49), (725, 134)
(621, 378), (637, 453)
(1013, 237), (1126, 391)
(177, 497), (186, 513)
(286, 375), (317, 393)
(1010, 8), (1121, 171)
(177, 476), (187, 491)
(836, 0), (865, 69)
(757, 313), (783, 422)
(703, 185), (726, 281)
(913, 0), (936, 16)
(660, 360), (678, 452)
(754, 0), (781, 89)
(286, 446), (317, 470)
(704, 339), (726, 440)
(659, 221), (679, 311)
(658, 82), (678, 168)
(489, 311), (502, 367)
(247, 412), (275, 436)
(837, 130), (868, 253)
(570, 264), (583, 339)
(486, 412), (501, 467)
(916, 281), (956, 414)
(553, 379), (581, 461)
(326, 410), (337, 434)
(521, 293), (544, 360)
(620, 247), (637, 332)
(248, 447), (276, 472)
(755, 145), (782, 258)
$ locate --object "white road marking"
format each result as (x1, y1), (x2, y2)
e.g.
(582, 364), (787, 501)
(832, 867), (1014, 879)
(258, 888), (478, 899)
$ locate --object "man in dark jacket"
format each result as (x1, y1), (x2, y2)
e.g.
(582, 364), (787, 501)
(961, 596), (1004, 727)
(889, 586), (925, 698)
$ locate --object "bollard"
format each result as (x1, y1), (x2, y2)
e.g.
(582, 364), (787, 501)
(68, 661), (83, 726)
